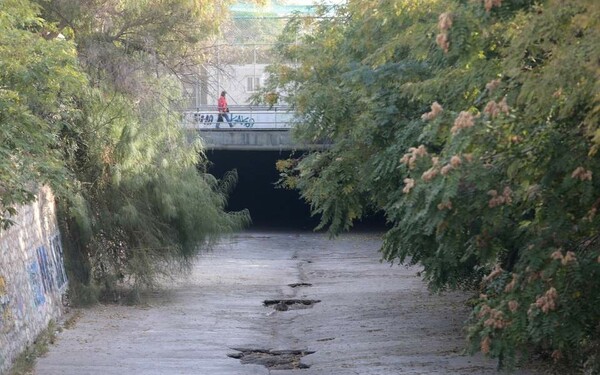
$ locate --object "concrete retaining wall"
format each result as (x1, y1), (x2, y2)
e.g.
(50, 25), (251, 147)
(0, 186), (68, 374)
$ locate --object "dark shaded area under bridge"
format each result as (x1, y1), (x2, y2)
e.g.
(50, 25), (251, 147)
(206, 150), (387, 231)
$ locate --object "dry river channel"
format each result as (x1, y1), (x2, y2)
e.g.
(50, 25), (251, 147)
(34, 232), (543, 374)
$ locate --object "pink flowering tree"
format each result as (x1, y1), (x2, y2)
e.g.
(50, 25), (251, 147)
(264, 0), (600, 370)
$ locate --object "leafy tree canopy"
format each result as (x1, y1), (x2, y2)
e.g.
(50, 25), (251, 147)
(1, 0), (253, 300)
(0, 0), (85, 228)
(264, 0), (600, 370)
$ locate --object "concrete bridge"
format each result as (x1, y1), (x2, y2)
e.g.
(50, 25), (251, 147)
(183, 105), (325, 151)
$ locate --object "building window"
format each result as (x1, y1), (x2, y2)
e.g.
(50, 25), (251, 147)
(247, 76), (260, 92)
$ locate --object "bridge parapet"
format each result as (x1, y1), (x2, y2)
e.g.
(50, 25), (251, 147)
(183, 105), (327, 151)
(183, 105), (294, 130)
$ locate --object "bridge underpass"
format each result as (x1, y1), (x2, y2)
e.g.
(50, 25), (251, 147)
(187, 106), (385, 230)
(206, 149), (319, 229)
(206, 150), (387, 231)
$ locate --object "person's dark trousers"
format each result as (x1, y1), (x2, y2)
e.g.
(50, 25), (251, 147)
(223, 112), (233, 127)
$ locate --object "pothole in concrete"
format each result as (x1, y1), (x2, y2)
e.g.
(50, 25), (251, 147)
(263, 299), (321, 311)
(316, 337), (335, 342)
(288, 282), (313, 288)
(227, 348), (315, 370)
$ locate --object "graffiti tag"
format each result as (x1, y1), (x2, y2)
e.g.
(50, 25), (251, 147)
(191, 112), (256, 128)
(36, 246), (55, 293)
(28, 262), (45, 307)
(50, 235), (68, 289)
(231, 114), (255, 128)
(193, 112), (215, 125)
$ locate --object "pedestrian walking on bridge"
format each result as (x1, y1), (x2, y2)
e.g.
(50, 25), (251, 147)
(217, 91), (233, 128)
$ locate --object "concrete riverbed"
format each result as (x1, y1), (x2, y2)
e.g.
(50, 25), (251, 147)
(34, 232), (542, 374)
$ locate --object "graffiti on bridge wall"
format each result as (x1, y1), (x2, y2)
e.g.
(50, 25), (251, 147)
(0, 276), (14, 333)
(193, 112), (255, 128)
(230, 114), (255, 128)
(193, 112), (215, 125)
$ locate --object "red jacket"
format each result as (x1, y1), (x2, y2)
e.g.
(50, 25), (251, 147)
(218, 96), (228, 113)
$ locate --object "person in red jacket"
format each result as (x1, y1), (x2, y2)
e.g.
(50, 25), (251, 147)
(217, 91), (233, 128)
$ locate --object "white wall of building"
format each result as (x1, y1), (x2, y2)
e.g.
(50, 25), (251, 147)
(187, 64), (269, 109)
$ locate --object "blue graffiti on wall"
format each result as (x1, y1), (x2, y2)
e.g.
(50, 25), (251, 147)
(50, 235), (68, 289)
(27, 262), (45, 306)
(36, 246), (54, 293)
(231, 114), (255, 128)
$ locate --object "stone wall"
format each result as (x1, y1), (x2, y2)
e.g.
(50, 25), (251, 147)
(0, 186), (68, 374)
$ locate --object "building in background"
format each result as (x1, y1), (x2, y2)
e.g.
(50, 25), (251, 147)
(182, 1), (342, 109)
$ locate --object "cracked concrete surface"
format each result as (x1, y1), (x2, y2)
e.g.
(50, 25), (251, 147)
(34, 232), (542, 374)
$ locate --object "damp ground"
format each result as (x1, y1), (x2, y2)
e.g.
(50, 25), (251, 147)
(34, 232), (544, 374)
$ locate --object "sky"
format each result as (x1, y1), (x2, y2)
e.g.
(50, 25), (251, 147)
(278, 0), (346, 4)
(230, 0), (346, 16)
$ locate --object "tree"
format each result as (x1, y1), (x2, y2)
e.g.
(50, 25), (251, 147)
(264, 0), (600, 370)
(45, 0), (252, 299)
(0, 0), (85, 229)
(0, 0), (252, 301)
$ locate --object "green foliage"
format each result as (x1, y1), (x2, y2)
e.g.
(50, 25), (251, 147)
(1, 0), (251, 299)
(9, 320), (57, 375)
(265, 0), (600, 369)
(36, 0), (251, 295)
(60, 84), (249, 294)
(0, 0), (84, 229)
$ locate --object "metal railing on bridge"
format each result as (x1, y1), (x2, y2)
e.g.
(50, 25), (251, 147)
(182, 105), (294, 130)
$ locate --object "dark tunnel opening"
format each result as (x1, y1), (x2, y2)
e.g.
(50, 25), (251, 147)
(205, 150), (387, 231)
(206, 150), (317, 230)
